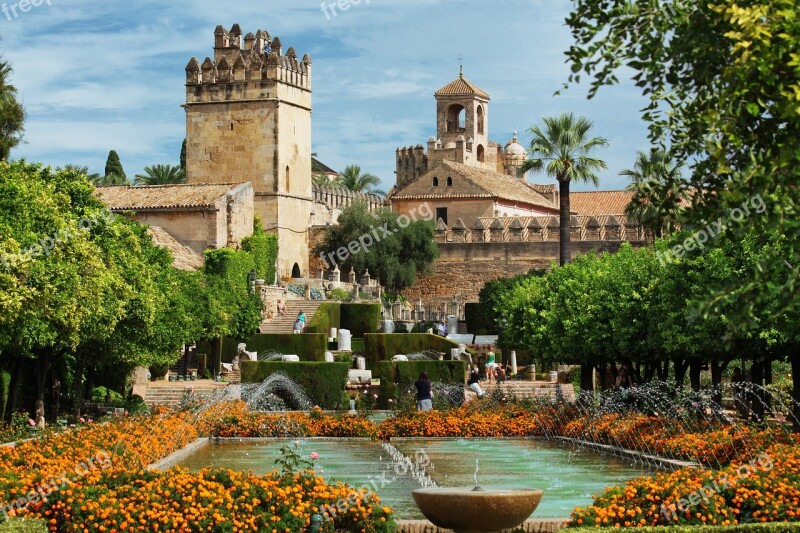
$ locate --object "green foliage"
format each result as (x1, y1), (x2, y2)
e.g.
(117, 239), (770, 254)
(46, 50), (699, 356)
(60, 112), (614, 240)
(622, 149), (686, 239)
(314, 201), (438, 292)
(222, 334), (327, 362)
(0, 370), (9, 420)
(376, 360), (466, 409)
(303, 303), (341, 335)
(522, 113), (608, 266)
(179, 140), (186, 173)
(464, 303), (492, 335)
(103, 150), (126, 182)
(326, 288), (351, 301)
(564, 0), (800, 330)
(364, 333), (460, 370)
(133, 164), (185, 185)
(90, 386), (123, 404)
(340, 304), (380, 337)
(239, 361), (349, 409)
(0, 58), (25, 161)
(0, 518), (49, 532)
(241, 223), (278, 283)
(336, 164), (384, 196)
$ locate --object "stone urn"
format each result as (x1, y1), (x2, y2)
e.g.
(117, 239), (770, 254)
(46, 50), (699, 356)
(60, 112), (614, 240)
(412, 486), (543, 533)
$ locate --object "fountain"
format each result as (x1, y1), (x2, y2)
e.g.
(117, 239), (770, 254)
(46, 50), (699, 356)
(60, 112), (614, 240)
(404, 350), (440, 361)
(413, 459), (543, 532)
(240, 372), (312, 411)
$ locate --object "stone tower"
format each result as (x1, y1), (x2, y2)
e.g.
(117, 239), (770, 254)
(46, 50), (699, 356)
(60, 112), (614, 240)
(184, 24), (313, 278)
(396, 69), (507, 188)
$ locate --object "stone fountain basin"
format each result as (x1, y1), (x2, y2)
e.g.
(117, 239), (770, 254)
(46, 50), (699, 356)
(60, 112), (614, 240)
(412, 486), (543, 532)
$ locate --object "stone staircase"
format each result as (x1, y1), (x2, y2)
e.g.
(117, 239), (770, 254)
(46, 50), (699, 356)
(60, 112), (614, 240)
(141, 380), (229, 406)
(260, 300), (325, 334)
(478, 380), (576, 402)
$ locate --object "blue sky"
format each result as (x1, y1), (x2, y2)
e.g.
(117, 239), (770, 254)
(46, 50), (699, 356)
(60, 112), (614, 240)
(4, 0), (651, 192)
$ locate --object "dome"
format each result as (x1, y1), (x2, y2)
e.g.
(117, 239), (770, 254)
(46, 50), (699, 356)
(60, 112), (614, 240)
(505, 131), (526, 156)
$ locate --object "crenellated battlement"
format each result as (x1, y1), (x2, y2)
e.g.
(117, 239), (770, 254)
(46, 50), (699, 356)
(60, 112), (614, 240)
(185, 24), (312, 99)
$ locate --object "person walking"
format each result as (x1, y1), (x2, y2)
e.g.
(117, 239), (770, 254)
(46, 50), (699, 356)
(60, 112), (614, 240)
(415, 371), (433, 411)
(467, 365), (485, 398)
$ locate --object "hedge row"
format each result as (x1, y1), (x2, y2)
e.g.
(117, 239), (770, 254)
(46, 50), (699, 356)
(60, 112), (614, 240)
(363, 333), (461, 370)
(239, 361), (350, 410)
(222, 334), (327, 362)
(376, 360), (466, 408)
(304, 303), (381, 337)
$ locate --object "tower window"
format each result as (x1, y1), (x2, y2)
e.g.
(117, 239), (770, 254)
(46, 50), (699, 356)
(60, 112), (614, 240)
(446, 104), (466, 132)
(433, 177), (439, 187)
(477, 144), (485, 163)
(477, 105), (485, 135)
(446, 177), (453, 186)
(285, 165), (290, 192)
(230, 123), (234, 131)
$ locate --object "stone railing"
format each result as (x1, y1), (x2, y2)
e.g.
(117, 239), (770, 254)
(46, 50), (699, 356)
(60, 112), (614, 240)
(435, 214), (647, 244)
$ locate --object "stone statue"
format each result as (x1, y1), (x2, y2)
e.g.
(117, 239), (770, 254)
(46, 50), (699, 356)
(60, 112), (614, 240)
(233, 343), (258, 370)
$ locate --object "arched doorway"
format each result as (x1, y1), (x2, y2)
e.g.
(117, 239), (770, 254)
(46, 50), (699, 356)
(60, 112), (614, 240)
(446, 104), (466, 132)
(291, 263), (301, 279)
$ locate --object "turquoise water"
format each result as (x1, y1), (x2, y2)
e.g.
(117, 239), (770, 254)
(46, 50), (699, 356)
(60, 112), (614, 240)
(179, 439), (652, 519)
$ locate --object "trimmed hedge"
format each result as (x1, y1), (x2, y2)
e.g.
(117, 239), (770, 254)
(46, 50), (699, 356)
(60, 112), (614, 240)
(222, 334), (327, 362)
(571, 525), (800, 532)
(239, 361), (349, 410)
(376, 360), (466, 408)
(0, 370), (9, 420)
(305, 303), (380, 337)
(340, 304), (381, 336)
(304, 303), (341, 335)
(364, 333), (461, 370)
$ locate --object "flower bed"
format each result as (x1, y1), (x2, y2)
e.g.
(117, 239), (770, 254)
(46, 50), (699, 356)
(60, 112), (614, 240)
(208, 410), (379, 439)
(0, 406), (394, 532)
(570, 442), (800, 527)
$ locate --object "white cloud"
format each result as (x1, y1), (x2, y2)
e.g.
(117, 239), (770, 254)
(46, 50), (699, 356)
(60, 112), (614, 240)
(4, 0), (651, 192)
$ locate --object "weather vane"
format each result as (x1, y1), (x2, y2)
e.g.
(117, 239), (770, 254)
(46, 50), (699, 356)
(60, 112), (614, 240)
(459, 54), (463, 77)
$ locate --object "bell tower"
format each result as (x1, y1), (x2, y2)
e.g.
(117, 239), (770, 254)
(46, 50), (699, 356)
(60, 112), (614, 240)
(434, 67), (491, 166)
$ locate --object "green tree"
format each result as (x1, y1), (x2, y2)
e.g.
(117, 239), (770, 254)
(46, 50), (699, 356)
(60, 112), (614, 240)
(522, 113), (608, 266)
(314, 201), (438, 292)
(60, 164), (101, 183)
(564, 0), (800, 324)
(103, 150), (127, 184)
(622, 149), (687, 239)
(134, 164), (186, 185)
(337, 165), (384, 196)
(0, 58), (24, 161)
(313, 174), (335, 188)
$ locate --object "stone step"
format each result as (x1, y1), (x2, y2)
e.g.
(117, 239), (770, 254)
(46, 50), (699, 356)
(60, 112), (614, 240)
(260, 300), (325, 334)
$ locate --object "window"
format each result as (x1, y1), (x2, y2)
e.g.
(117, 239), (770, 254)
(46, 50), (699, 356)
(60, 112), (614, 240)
(285, 165), (290, 192)
(446, 176), (453, 186)
(477, 105), (485, 135)
(291, 263), (301, 278)
(446, 104), (466, 132)
(477, 144), (485, 163)
(432, 177), (439, 187)
(436, 207), (448, 226)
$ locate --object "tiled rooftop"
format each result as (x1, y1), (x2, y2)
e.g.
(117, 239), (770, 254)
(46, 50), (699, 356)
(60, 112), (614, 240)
(95, 183), (245, 210)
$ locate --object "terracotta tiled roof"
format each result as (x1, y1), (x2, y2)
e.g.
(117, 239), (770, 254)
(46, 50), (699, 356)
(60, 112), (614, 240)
(435, 73), (490, 99)
(527, 183), (556, 195)
(391, 160), (557, 211)
(569, 191), (635, 215)
(95, 183), (245, 211)
(146, 227), (203, 271)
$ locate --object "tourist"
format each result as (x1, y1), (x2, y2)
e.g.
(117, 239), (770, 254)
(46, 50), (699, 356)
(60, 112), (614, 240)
(485, 351), (498, 381)
(496, 362), (508, 384)
(293, 317), (303, 334)
(415, 371), (433, 411)
(615, 365), (634, 388)
(276, 299), (287, 316)
(436, 321), (447, 336)
(467, 365), (484, 398)
(298, 311), (306, 331)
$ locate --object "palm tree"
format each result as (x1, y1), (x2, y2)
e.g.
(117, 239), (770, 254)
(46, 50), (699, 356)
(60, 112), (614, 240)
(523, 113), (608, 266)
(313, 174), (337, 188)
(134, 164), (186, 185)
(0, 57), (25, 161)
(337, 164), (385, 196)
(60, 164), (102, 184)
(622, 149), (687, 239)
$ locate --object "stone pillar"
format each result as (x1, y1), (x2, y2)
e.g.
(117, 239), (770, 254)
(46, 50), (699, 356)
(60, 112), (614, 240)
(510, 351), (518, 375)
(338, 329), (352, 351)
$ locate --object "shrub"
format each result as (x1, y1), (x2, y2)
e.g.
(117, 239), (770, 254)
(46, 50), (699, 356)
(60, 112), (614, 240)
(304, 302), (341, 335)
(326, 288), (351, 301)
(240, 361), (349, 410)
(90, 386), (124, 405)
(364, 333), (461, 370)
(222, 334), (327, 361)
(376, 360), (466, 409)
(340, 303), (380, 336)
